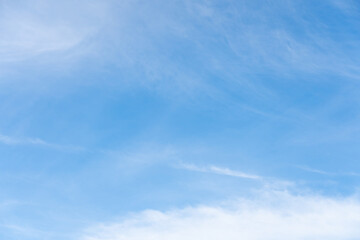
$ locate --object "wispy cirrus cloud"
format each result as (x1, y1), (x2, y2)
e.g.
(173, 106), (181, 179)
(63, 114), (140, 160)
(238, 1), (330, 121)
(81, 190), (360, 240)
(0, 133), (83, 151)
(0, 13), (82, 62)
(0, 224), (50, 239)
(0, 133), (50, 146)
(297, 165), (360, 177)
(296, 165), (334, 175)
(179, 163), (262, 180)
(0, 0), (110, 63)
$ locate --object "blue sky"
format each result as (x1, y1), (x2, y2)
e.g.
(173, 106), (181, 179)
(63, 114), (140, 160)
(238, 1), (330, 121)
(1, 0), (360, 239)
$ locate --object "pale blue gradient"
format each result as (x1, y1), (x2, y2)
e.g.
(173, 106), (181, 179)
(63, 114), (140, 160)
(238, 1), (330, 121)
(1, 0), (360, 239)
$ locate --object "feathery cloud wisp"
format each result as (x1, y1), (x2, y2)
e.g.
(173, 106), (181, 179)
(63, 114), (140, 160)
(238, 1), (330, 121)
(179, 163), (261, 180)
(0, 133), (83, 151)
(0, 0), (109, 63)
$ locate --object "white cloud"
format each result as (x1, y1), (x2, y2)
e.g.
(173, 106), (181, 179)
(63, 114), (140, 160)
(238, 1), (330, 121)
(0, 133), (83, 151)
(297, 165), (360, 178)
(0, 10), (77, 62)
(296, 165), (333, 175)
(0, 224), (48, 239)
(0, 133), (48, 145)
(179, 163), (261, 180)
(81, 191), (360, 240)
(0, 0), (109, 63)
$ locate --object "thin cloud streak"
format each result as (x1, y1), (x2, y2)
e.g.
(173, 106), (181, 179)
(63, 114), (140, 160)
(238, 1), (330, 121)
(179, 163), (262, 180)
(296, 165), (334, 175)
(0, 133), (84, 152)
(297, 165), (360, 177)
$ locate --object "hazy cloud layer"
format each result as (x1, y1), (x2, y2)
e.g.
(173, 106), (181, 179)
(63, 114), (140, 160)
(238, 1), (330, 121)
(0, 0), (109, 63)
(81, 191), (360, 240)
